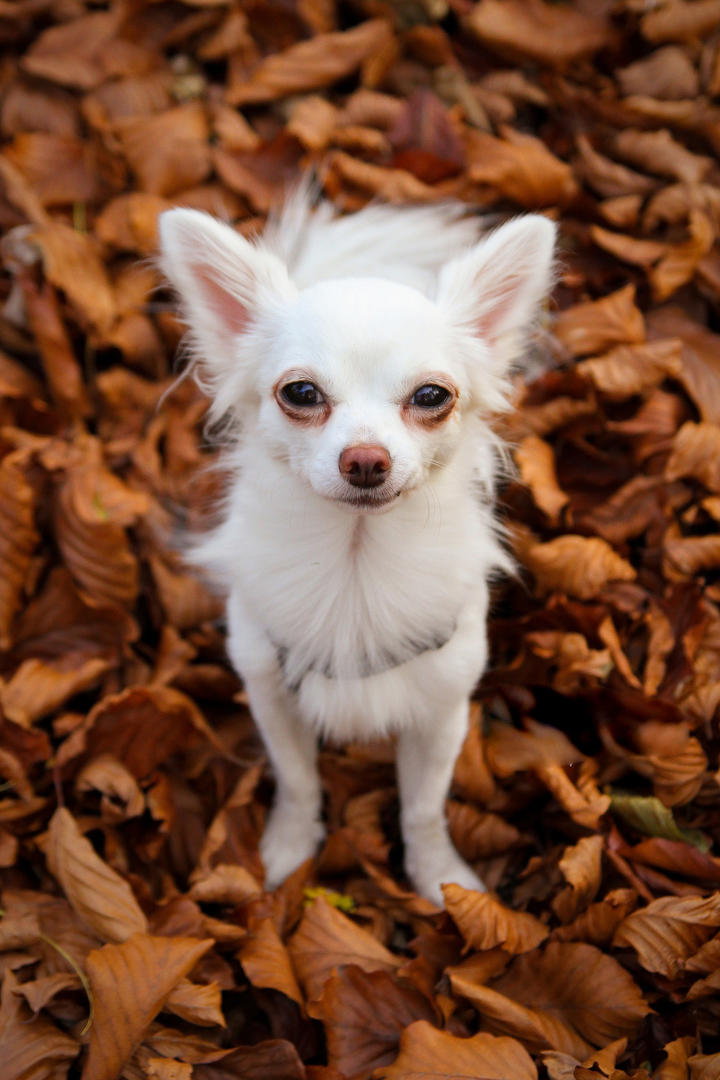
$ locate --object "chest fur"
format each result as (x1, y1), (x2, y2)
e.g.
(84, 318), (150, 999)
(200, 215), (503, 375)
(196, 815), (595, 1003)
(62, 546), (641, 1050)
(236, 502), (485, 684)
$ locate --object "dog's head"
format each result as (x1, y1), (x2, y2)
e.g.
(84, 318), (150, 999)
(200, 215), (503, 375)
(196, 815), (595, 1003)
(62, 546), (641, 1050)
(159, 208), (555, 512)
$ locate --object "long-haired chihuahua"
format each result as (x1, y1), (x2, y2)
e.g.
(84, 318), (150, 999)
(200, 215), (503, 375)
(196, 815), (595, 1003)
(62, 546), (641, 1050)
(159, 187), (555, 904)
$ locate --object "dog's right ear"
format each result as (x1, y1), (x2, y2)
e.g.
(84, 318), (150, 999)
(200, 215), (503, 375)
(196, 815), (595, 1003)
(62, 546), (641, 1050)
(158, 209), (296, 385)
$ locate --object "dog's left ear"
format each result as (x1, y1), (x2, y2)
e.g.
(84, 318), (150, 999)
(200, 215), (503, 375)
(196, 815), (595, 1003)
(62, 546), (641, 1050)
(158, 209), (296, 386)
(436, 215), (555, 373)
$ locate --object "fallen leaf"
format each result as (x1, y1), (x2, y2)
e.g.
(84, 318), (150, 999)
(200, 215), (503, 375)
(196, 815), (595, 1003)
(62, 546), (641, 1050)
(452, 941), (649, 1056)
(466, 0), (614, 67)
(518, 535), (636, 600)
(613, 893), (720, 978)
(0, 969), (79, 1080)
(554, 285), (645, 358)
(315, 966), (436, 1079)
(514, 436), (569, 522)
(288, 897), (400, 1004)
(443, 885), (548, 953)
(381, 1021), (537, 1080)
(83, 934), (213, 1080)
(229, 20), (395, 105)
(46, 806), (148, 942)
(238, 915), (303, 1007)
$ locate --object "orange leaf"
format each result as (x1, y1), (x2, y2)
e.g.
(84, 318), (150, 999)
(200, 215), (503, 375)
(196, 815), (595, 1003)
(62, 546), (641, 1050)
(46, 807), (148, 942)
(613, 893), (720, 977)
(443, 885), (548, 954)
(239, 916), (304, 1006)
(288, 897), (400, 1003)
(518, 534), (636, 600)
(0, 448), (39, 651)
(554, 285), (645, 358)
(83, 934), (213, 1080)
(381, 1020), (537, 1080)
(315, 967), (435, 1079)
(452, 942), (649, 1057)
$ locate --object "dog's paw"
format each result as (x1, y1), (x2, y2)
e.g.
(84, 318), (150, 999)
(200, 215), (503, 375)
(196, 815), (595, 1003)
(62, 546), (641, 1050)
(406, 848), (486, 907)
(260, 807), (325, 891)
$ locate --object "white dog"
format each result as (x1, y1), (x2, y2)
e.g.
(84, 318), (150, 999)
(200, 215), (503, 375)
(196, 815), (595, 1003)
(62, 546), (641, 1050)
(159, 188), (555, 905)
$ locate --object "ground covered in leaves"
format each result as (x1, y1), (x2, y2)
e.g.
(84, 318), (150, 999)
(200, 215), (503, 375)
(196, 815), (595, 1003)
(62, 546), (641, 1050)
(2, 0), (720, 1078)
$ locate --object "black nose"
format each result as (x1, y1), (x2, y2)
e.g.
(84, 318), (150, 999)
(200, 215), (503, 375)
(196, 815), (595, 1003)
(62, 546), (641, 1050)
(339, 445), (391, 488)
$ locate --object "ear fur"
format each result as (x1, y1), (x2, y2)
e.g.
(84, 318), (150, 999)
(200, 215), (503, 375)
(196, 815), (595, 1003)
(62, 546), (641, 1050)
(436, 215), (556, 385)
(158, 209), (296, 407)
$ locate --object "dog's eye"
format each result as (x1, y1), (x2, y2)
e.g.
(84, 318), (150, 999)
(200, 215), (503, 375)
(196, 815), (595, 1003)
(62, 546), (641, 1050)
(411, 384), (451, 408)
(281, 381), (324, 407)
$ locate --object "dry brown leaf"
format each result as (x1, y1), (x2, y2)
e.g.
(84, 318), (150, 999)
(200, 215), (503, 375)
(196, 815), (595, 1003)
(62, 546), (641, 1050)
(229, 19), (394, 105)
(453, 941), (649, 1057)
(543, 1038), (628, 1080)
(192, 1040), (306, 1080)
(325, 151), (440, 203)
(688, 1054), (720, 1080)
(554, 285), (645, 358)
(648, 308), (720, 424)
(614, 129), (712, 184)
(577, 339), (683, 398)
(526, 631), (613, 695)
(28, 221), (116, 336)
(3, 132), (100, 205)
(57, 685), (218, 777)
(486, 718), (582, 778)
(518, 534), (636, 600)
(382, 1021), (537, 1080)
(443, 885), (548, 954)
(0, 448), (38, 651)
(590, 225), (667, 268)
(189, 864), (262, 906)
(553, 836), (604, 922)
(466, 0), (613, 66)
(666, 421), (720, 491)
(95, 192), (170, 255)
(617, 47), (699, 100)
(46, 806), (148, 943)
(553, 889), (637, 945)
(0, 968), (79, 1080)
(446, 801), (521, 860)
(642, 1), (720, 43)
(465, 127), (577, 207)
(164, 978), (225, 1027)
(650, 210), (715, 301)
(537, 763), (611, 831)
(19, 274), (91, 418)
(664, 534), (720, 575)
(574, 135), (656, 199)
(84, 934), (213, 1080)
(315, 967), (436, 1079)
(288, 896), (400, 1003)
(118, 102), (212, 197)
(613, 893), (720, 977)
(238, 916), (303, 1006)
(514, 436), (569, 523)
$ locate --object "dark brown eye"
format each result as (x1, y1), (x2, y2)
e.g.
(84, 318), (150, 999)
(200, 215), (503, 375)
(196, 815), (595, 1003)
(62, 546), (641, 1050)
(281, 381), (324, 407)
(411, 384), (451, 408)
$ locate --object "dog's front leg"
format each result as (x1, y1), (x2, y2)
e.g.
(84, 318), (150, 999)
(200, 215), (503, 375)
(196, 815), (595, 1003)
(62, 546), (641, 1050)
(243, 669), (324, 888)
(227, 597), (324, 889)
(397, 699), (486, 906)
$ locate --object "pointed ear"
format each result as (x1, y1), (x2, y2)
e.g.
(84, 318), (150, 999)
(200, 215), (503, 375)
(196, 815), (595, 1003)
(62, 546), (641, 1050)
(158, 209), (296, 378)
(436, 215), (556, 370)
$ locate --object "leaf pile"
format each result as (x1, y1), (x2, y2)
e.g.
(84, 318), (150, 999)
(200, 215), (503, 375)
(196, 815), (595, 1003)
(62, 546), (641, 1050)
(1, 1), (720, 1077)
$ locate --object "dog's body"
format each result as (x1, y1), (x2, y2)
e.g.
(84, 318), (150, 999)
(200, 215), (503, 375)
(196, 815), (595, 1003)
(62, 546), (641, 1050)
(160, 188), (555, 904)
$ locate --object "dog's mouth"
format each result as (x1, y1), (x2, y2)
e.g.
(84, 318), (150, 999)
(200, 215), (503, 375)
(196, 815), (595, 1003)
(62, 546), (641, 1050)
(336, 488), (402, 512)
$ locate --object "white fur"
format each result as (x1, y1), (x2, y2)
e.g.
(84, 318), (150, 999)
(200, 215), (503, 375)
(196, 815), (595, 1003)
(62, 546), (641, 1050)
(159, 189), (555, 905)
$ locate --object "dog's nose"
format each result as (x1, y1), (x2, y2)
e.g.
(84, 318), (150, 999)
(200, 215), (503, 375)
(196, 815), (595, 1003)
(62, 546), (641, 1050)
(339, 445), (391, 488)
